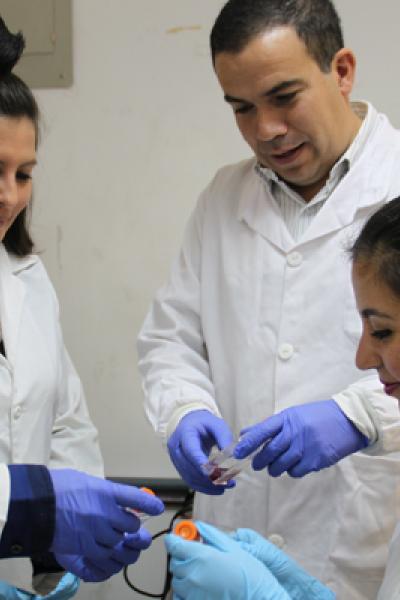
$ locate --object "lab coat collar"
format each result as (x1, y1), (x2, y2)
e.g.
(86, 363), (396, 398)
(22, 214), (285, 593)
(0, 245), (38, 365)
(237, 110), (397, 252)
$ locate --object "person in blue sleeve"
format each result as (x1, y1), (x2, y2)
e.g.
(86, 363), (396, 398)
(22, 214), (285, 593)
(165, 197), (400, 599)
(0, 16), (164, 599)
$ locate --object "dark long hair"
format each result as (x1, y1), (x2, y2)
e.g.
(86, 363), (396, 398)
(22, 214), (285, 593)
(0, 16), (39, 256)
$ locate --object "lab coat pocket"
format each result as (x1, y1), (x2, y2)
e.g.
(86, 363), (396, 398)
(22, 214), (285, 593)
(328, 452), (400, 583)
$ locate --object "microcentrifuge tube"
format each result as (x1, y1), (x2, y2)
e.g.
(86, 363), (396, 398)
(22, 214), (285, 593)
(173, 520), (202, 542)
(202, 440), (258, 485)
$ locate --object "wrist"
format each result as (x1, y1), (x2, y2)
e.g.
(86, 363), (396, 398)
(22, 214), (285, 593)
(0, 465), (55, 558)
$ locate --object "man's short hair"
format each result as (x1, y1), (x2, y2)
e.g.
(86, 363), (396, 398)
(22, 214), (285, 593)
(210, 0), (344, 73)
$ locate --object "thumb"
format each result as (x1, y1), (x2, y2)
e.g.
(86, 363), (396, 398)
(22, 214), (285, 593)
(195, 521), (239, 553)
(164, 533), (203, 560)
(208, 418), (234, 451)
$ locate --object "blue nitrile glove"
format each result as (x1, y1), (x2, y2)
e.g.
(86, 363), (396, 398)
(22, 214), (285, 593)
(165, 521), (291, 600)
(167, 410), (235, 494)
(234, 400), (368, 477)
(0, 572), (79, 599)
(50, 470), (164, 563)
(233, 528), (335, 600)
(57, 528), (152, 582)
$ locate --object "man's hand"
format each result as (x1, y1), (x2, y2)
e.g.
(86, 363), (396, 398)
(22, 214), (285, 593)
(234, 400), (368, 477)
(167, 410), (235, 494)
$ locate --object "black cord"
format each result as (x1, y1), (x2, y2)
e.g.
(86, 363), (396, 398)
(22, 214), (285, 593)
(123, 490), (194, 598)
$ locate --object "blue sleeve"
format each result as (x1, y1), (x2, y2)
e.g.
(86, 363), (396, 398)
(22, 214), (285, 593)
(0, 465), (55, 557)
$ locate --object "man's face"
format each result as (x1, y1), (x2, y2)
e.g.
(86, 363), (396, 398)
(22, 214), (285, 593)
(214, 27), (358, 200)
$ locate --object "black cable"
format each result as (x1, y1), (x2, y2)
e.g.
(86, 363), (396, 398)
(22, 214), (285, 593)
(123, 490), (194, 598)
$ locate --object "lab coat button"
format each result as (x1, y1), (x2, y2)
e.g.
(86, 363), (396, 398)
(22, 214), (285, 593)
(287, 252), (303, 267)
(10, 543), (23, 554)
(13, 406), (22, 419)
(268, 534), (285, 548)
(278, 343), (294, 360)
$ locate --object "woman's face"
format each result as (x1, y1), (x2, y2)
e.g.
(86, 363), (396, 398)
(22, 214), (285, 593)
(0, 116), (36, 241)
(352, 260), (400, 401)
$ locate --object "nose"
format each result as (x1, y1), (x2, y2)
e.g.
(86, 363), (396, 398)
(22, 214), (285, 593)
(0, 175), (18, 207)
(355, 329), (381, 371)
(255, 107), (288, 142)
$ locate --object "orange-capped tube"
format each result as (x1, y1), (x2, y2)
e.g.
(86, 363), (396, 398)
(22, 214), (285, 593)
(140, 487), (155, 496)
(174, 520), (201, 542)
(126, 486), (157, 521)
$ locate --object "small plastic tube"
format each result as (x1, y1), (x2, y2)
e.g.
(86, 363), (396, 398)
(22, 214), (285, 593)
(126, 486), (156, 522)
(202, 440), (258, 485)
(173, 520), (202, 542)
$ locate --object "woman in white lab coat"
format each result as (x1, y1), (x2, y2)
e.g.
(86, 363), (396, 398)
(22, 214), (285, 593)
(0, 17), (164, 600)
(165, 196), (400, 599)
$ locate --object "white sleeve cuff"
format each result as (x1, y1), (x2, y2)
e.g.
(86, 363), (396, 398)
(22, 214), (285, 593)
(166, 403), (221, 440)
(0, 464), (10, 539)
(333, 386), (400, 454)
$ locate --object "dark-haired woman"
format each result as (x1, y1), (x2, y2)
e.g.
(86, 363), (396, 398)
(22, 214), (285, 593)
(0, 17), (165, 600)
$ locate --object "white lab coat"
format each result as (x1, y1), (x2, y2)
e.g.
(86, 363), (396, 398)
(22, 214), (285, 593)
(378, 523), (400, 599)
(0, 243), (104, 592)
(138, 105), (400, 600)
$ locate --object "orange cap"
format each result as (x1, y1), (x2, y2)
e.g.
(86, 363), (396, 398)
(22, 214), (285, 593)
(140, 487), (155, 496)
(174, 520), (200, 541)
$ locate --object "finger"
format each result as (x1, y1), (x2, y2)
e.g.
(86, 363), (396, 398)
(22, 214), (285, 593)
(252, 427), (292, 471)
(172, 446), (228, 495)
(196, 521), (238, 553)
(180, 430), (210, 470)
(123, 528), (152, 550)
(112, 483), (164, 516)
(268, 444), (303, 477)
(209, 421), (234, 452)
(234, 414), (284, 459)
(165, 533), (202, 561)
(78, 557), (120, 583)
(111, 543), (141, 566)
(171, 575), (191, 599)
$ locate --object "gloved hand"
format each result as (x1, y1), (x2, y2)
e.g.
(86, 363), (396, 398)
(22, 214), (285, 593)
(167, 410), (235, 494)
(234, 400), (368, 477)
(165, 521), (291, 600)
(57, 528), (152, 582)
(233, 528), (335, 600)
(50, 470), (164, 562)
(0, 572), (79, 599)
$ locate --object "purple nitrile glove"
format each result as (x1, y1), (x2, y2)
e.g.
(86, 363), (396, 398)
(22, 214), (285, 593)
(50, 469), (164, 562)
(57, 528), (153, 583)
(234, 400), (368, 477)
(167, 410), (235, 494)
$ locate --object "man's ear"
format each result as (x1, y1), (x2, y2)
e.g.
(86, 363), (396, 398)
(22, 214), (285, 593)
(331, 48), (357, 98)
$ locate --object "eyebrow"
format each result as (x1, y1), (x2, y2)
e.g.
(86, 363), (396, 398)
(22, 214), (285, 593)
(0, 159), (37, 167)
(361, 308), (393, 319)
(224, 79), (305, 105)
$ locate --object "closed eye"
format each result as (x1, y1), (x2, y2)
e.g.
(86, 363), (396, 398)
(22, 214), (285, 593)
(16, 172), (32, 182)
(274, 92), (298, 106)
(234, 104), (253, 115)
(371, 329), (392, 340)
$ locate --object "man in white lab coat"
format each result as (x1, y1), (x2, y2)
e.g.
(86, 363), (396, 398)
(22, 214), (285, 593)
(137, 1), (400, 598)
